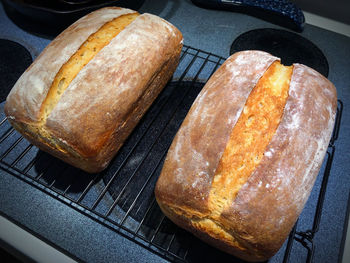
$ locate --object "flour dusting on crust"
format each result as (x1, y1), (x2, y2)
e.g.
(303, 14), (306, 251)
(224, 62), (337, 250)
(5, 7), (135, 122)
(156, 51), (278, 210)
(46, 13), (182, 153)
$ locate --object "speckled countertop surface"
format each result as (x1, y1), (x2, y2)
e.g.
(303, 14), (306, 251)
(0, 0), (350, 262)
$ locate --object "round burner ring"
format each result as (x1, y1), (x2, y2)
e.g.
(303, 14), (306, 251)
(0, 39), (33, 102)
(230, 28), (329, 77)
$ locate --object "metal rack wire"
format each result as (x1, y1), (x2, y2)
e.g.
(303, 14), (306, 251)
(0, 45), (343, 262)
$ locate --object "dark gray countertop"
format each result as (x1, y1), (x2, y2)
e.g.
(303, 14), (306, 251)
(1, 0), (350, 262)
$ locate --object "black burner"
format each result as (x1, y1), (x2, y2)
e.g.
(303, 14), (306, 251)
(230, 28), (329, 77)
(0, 39), (32, 102)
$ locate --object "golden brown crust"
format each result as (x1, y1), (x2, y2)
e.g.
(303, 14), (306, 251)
(156, 201), (258, 262)
(155, 51), (337, 261)
(208, 61), (293, 217)
(39, 12), (140, 123)
(5, 7), (134, 123)
(4, 8), (183, 173)
(155, 51), (279, 213)
(221, 63), (337, 259)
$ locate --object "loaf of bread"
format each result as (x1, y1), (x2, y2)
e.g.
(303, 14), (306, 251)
(155, 51), (337, 262)
(4, 7), (183, 173)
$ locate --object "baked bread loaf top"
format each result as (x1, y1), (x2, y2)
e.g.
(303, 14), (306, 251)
(155, 51), (337, 262)
(5, 7), (183, 173)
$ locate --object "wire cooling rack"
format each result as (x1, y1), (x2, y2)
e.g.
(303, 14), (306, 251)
(0, 45), (343, 262)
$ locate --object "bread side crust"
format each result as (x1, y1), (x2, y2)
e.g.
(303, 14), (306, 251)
(85, 45), (183, 172)
(156, 201), (258, 261)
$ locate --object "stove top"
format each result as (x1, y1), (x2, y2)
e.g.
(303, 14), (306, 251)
(1, 0), (350, 262)
(0, 39), (32, 102)
(230, 28), (329, 77)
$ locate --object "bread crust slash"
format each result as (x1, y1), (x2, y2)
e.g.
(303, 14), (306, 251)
(4, 7), (183, 173)
(155, 51), (337, 262)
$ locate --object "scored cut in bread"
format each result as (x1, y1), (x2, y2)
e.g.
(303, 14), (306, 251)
(155, 50), (337, 262)
(5, 7), (183, 173)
